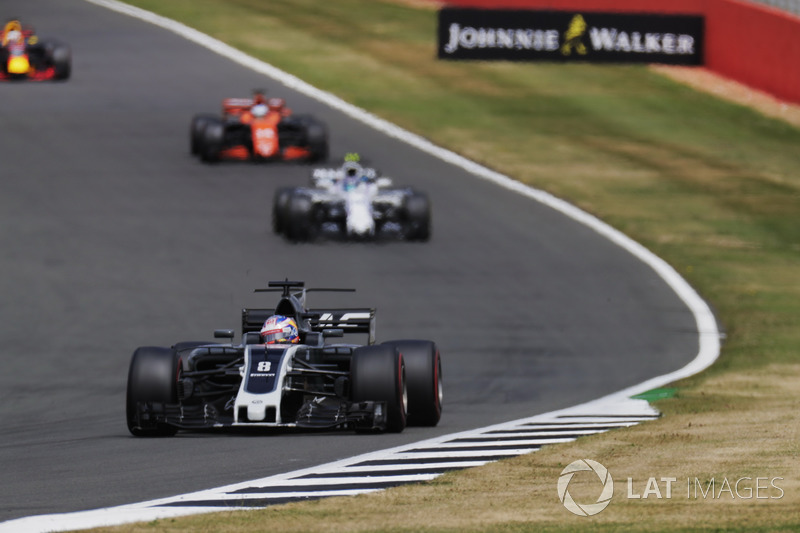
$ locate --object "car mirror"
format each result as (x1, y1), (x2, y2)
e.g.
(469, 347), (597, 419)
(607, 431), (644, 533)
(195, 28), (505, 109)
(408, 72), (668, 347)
(322, 328), (344, 338)
(214, 329), (235, 339)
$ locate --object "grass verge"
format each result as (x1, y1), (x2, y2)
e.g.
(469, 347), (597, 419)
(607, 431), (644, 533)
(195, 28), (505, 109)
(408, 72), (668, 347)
(89, 0), (800, 530)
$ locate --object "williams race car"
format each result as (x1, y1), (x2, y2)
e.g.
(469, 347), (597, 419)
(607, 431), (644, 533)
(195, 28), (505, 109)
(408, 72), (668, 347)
(126, 280), (442, 436)
(0, 19), (70, 81)
(272, 158), (431, 242)
(190, 90), (328, 163)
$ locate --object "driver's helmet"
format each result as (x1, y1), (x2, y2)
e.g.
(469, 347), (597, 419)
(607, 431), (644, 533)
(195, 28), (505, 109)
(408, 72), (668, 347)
(251, 91), (267, 116)
(3, 20), (23, 45)
(342, 161), (363, 191)
(260, 315), (299, 344)
(5, 29), (21, 43)
(251, 103), (268, 118)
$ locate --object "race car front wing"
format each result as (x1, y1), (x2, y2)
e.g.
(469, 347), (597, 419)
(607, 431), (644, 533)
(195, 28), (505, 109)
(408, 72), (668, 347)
(130, 397), (388, 432)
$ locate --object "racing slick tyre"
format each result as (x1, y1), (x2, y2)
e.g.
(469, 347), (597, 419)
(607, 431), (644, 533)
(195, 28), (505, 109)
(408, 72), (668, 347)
(306, 121), (328, 162)
(51, 44), (71, 80)
(199, 117), (225, 163)
(126, 347), (180, 437)
(42, 40), (71, 80)
(272, 187), (294, 235)
(295, 115), (329, 162)
(350, 344), (407, 433)
(285, 192), (315, 242)
(404, 191), (431, 242)
(190, 114), (216, 155)
(383, 340), (442, 426)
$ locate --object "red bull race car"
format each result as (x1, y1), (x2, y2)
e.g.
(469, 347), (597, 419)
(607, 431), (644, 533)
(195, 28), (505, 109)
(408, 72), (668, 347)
(190, 91), (328, 163)
(0, 19), (70, 81)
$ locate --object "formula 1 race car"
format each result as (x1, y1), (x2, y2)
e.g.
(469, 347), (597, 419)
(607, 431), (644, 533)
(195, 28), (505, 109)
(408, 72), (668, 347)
(126, 280), (442, 436)
(0, 19), (70, 81)
(190, 90), (328, 163)
(272, 157), (431, 242)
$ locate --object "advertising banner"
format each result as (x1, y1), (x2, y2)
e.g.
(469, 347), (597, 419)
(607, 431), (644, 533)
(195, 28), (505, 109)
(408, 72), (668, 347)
(438, 9), (704, 65)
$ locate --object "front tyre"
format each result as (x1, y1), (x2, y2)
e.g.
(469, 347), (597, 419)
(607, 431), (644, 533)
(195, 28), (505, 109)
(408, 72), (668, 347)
(126, 346), (180, 437)
(383, 340), (442, 426)
(351, 344), (407, 433)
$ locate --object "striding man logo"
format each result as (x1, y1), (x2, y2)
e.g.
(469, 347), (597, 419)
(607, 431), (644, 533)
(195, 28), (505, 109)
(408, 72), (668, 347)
(561, 14), (587, 56)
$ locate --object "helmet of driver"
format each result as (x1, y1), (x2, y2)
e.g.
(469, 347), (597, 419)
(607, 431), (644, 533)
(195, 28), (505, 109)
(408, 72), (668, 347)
(251, 103), (268, 118)
(260, 315), (299, 344)
(343, 161), (362, 178)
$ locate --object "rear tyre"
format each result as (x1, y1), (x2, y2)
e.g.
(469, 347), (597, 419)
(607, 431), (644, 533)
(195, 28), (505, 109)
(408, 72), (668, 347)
(294, 115), (329, 162)
(126, 347), (180, 437)
(383, 340), (442, 426)
(286, 193), (314, 242)
(404, 192), (431, 241)
(305, 121), (328, 162)
(272, 187), (294, 235)
(51, 44), (71, 80)
(190, 114), (216, 155)
(42, 40), (71, 80)
(351, 344), (407, 433)
(200, 118), (225, 163)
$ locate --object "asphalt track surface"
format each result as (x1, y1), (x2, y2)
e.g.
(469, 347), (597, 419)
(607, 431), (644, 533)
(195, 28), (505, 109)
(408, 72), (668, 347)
(0, 0), (700, 523)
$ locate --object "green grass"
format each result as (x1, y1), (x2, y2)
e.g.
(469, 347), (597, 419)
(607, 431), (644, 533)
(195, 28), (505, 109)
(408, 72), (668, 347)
(89, 1), (800, 531)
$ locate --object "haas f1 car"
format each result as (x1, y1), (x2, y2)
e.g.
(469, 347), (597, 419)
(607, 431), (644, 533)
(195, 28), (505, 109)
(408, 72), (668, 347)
(0, 19), (70, 81)
(273, 158), (431, 242)
(126, 280), (442, 436)
(190, 91), (328, 163)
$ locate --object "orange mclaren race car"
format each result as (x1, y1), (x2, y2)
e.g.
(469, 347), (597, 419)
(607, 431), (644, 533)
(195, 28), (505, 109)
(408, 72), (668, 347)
(190, 91), (328, 163)
(0, 19), (70, 81)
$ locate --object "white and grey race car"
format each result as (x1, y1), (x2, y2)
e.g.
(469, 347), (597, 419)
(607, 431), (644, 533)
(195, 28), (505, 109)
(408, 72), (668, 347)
(126, 280), (443, 436)
(272, 160), (431, 242)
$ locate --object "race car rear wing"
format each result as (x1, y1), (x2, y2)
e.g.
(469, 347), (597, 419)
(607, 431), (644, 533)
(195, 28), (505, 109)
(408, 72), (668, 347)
(242, 307), (376, 345)
(222, 97), (254, 115)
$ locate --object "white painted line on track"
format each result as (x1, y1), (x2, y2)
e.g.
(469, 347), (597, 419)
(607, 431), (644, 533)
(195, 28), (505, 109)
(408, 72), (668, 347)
(0, 1), (722, 531)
